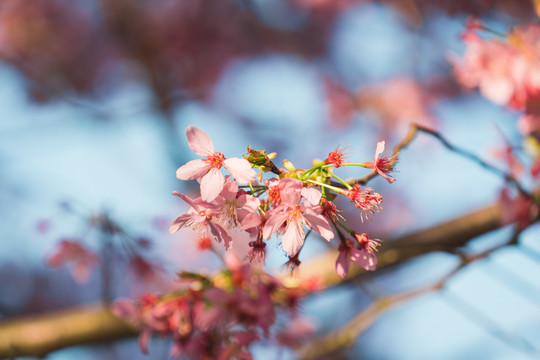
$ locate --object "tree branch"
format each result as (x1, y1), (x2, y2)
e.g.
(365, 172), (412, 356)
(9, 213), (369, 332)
(0, 197), (513, 358)
(0, 305), (138, 359)
(296, 227), (530, 360)
(286, 200), (503, 287)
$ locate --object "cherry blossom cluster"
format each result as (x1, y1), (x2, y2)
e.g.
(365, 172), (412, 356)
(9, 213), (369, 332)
(170, 126), (397, 278)
(452, 20), (540, 176)
(451, 19), (540, 225)
(112, 253), (317, 359)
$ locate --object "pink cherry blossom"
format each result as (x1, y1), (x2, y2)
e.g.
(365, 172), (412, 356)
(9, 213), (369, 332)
(320, 198), (343, 222)
(176, 126), (256, 201)
(264, 177), (303, 207)
(364, 141), (398, 184)
(341, 183), (383, 221)
(452, 23), (540, 114)
(263, 190), (333, 257)
(324, 145), (349, 168)
(168, 191), (233, 249)
(335, 241), (353, 279)
(352, 232), (380, 271)
(335, 234), (379, 278)
(212, 180), (261, 229)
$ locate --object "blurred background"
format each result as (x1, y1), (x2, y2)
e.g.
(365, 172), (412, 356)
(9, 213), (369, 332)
(1, 0), (540, 359)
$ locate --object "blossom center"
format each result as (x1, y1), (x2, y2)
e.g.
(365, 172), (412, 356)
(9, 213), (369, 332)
(206, 152), (225, 169)
(268, 186), (281, 206)
(288, 205), (304, 223)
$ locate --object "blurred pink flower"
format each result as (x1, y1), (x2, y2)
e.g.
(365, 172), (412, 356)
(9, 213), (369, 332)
(47, 240), (99, 283)
(499, 188), (539, 229)
(276, 317), (315, 348)
(452, 23), (540, 115)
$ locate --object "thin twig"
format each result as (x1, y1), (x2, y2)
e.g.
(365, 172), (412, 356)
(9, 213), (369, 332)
(356, 124), (533, 201)
(297, 230), (529, 359)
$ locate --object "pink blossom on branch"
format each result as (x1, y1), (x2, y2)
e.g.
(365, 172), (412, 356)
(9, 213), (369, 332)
(265, 177), (303, 207)
(168, 191), (233, 249)
(211, 180), (261, 229)
(324, 145), (349, 168)
(176, 126), (256, 202)
(340, 183), (383, 222)
(364, 141), (398, 184)
(263, 190), (333, 257)
(335, 233), (380, 278)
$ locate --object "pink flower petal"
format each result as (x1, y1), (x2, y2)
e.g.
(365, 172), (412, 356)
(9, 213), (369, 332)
(350, 248), (377, 271)
(279, 177), (303, 191)
(304, 212), (334, 241)
(281, 221), (305, 257)
(223, 157), (256, 184)
(479, 75), (514, 105)
(168, 214), (192, 234)
(200, 168), (224, 202)
(138, 328), (152, 355)
(186, 125), (214, 156)
(224, 251), (242, 270)
(238, 193), (261, 212)
(239, 213), (262, 231)
(375, 141), (385, 159)
(208, 221), (232, 249)
(176, 159), (210, 180)
(220, 180), (239, 201)
(377, 169), (396, 184)
(280, 189), (302, 208)
(263, 211), (289, 239)
(301, 187), (322, 206)
(335, 249), (350, 279)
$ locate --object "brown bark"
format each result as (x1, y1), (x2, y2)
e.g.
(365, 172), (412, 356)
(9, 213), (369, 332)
(0, 200), (506, 358)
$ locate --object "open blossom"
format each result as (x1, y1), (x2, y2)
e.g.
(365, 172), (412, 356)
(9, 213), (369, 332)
(335, 234), (379, 278)
(353, 233), (379, 270)
(176, 126), (256, 202)
(265, 177), (303, 207)
(341, 183), (383, 221)
(47, 240), (100, 283)
(263, 190), (333, 257)
(364, 141), (398, 184)
(168, 191), (232, 249)
(212, 180), (261, 229)
(320, 198), (343, 221)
